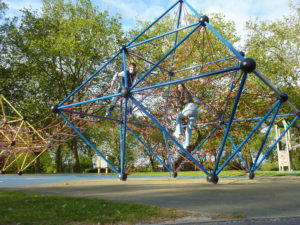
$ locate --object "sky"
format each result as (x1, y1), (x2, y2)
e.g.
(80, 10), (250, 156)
(3, 0), (292, 44)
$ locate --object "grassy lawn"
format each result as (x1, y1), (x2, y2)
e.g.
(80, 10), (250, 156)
(132, 170), (244, 176)
(132, 170), (300, 177)
(0, 190), (190, 225)
(254, 170), (300, 177)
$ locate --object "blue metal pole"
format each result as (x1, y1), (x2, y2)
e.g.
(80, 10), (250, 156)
(130, 60), (236, 114)
(128, 23), (198, 49)
(119, 51), (128, 176)
(220, 70), (247, 168)
(131, 66), (240, 94)
(60, 109), (157, 129)
(161, 2), (183, 173)
(131, 68), (239, 115)
(163, 2), (184, 168)
(122, 50), (128, 88)
(193, 88), (246, 169)
(58, 112), (119, 173)
(58, 92), (121, 110)
(216, 100), (282, 174)
(126, 126), (172, 172)
(221, 70), (238, 121)
(59, 51), (121, 106)
(164, 0), (183, 120)
(227, 113), (297, 123)
(131, 22), (202, 89)
(253, 115), (299, 171)
(193, 113), (297, 127)
(120, 98), (128, 176)
(226, 133), (246, 169)
(180, 89), (242, 170)
(131, 96), (209, 175)
(173, 56), (236, 73)
(213, 73), (248, 174)
(251, 101), (282, 171)
(127, 0), (181, 46)
(182, 0), (244, 60)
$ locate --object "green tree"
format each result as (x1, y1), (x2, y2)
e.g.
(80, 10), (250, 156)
(3, 0), (124, 118)
(244, 1), (300, 170)
(0, 0), (10, 93)
(244, 1), (300, 109)
(1, 0), (125, 172)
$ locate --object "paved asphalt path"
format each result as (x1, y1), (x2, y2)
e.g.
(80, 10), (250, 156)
(1, 175), (300, 224)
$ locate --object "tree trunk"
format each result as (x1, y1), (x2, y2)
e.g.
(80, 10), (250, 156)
(70, 139), (81, 172)
(34, 152), (42, 173)
(87, 148), (94, 168)
(55, 145), (63, 173)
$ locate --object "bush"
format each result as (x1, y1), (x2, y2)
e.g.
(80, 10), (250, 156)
(258, 161), (278, 171)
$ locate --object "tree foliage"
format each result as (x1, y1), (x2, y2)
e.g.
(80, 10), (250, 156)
(1, 0), (299, 173)
(245, 2), (300, 108)
(0, 0), (126, 173)
(1, 0), (125, 120)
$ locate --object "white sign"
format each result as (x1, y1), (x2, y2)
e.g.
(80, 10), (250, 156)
(100, 157), (108, 168)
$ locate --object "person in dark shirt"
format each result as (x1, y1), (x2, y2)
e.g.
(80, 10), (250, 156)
(173, 83), (199, 149)
(105, 63), (138, 116)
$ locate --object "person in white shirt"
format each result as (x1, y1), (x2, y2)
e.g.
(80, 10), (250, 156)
(173, 83), (199, 149)
(105, 63), (138, 116)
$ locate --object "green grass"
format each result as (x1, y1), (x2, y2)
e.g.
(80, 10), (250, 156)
(132, 170), (300, 177)
(132, 170), (246, 177)
(0, 191), (189, 225)
(255, 170), (300, 177)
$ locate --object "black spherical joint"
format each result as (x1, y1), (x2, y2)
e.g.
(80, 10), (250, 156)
(240, 58), (256, 73)
(297, 111), (300, 117)
(121, 87), (131, 98)
(247, 171), (255, 179)
(239, 51), (245, 57)
(120, 45), (128, 53)
(22, 116), (27, 121)
(51, 105), (59, 113)
(168, 71), (175, 77)
(118, 173), (127, 181)
(10, 141), (16, 146)
(171, 171), (178, 178)
(206, 174), (219, 184)
(278, 92), (288, 102)
(199, 15), (209, 26)
(17, 171), (23, 176)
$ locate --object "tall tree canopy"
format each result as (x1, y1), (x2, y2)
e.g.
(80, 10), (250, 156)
(245, 1), (300, 109)
(0, 0), (126, 172)
(1, 0), (125, 121)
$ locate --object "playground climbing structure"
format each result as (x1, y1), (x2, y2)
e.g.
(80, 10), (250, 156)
(0, 92), (87, 174)
(52, 0), (299, 183)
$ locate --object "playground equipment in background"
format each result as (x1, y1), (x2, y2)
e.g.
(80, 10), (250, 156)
(0, 92), (88, 174)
